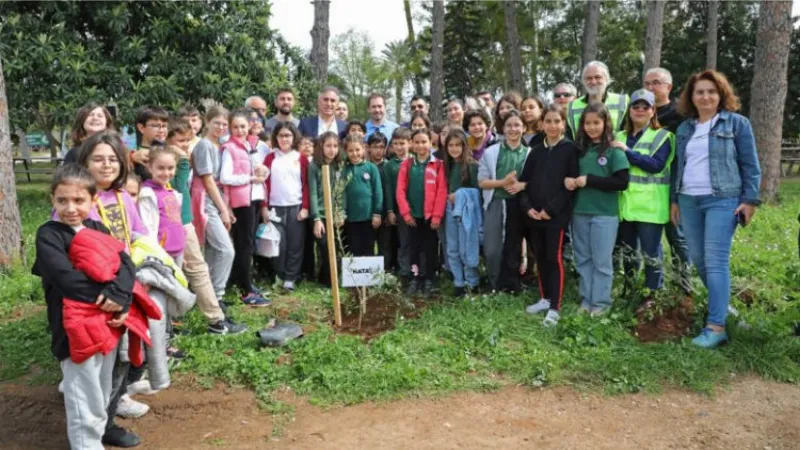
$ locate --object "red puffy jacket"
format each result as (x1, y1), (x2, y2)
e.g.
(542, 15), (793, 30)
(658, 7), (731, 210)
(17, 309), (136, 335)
(62, 228), (162, 365)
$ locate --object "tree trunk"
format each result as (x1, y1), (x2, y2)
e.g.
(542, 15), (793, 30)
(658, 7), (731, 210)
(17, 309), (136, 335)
(750, 0), (792, 203)
(404, 0), (424, 96)
(430, 0), (445, 121)
(582, 0), (600, 67)
(310, 0), (331, 85)
(395, 76), (403, 123)
(643, 0), (666, 75)
(530, 4), (539, 93)
(504, 0), (524, 93)
(0, 57), (23, 268)
(706, 0), (719, 70)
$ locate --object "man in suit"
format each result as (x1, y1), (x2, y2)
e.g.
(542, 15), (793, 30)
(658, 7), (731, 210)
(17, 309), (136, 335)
(298, 86), (349, 139)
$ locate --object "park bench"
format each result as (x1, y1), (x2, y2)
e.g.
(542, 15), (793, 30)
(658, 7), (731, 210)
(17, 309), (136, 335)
(781, 145), (800, 176)
(13, 156), (64, 182)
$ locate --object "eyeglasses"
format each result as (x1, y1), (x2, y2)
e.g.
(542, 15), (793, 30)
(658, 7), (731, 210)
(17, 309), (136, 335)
(249, 117), (262, 123)
(553, 92), (573, 98)
(631, 103), (653, 111)
(146, 123), (168, 130)
(644, 80), (665, 88)
(411, 104), (426, 110)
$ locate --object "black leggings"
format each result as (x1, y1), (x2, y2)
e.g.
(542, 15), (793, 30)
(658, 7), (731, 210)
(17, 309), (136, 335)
(409, 219), (439, 281)
(526, 225), (566, 310)
(344, 221), (375, 256)
(229, 203), (257, 294)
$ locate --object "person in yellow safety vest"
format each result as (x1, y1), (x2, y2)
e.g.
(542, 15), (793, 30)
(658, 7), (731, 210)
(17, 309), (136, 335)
(611, 89), (674, 306)
(567, 61), (630, 140)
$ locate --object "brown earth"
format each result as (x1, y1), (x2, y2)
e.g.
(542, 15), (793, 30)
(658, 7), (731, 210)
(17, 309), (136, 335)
(1, 377), (798, 449)
(338, 291), (433, 340)
(635, 296), (696, 342)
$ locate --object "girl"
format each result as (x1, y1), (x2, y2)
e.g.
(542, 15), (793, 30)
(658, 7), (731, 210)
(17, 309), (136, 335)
(615, 89), (674, 307)
(75, 130), (147, 444)
(446, 99), (465, 128)
(248, 108), (269, 143)
(190, 106), (236, 307)
(493, 92), (522, 138)
(341, 134), (383, 256)
(63, 102), (116, 164)
(35, 164), (135, 450)
(262, 121), (310, 292)
(520, 104), (580, 327)
(219, 109), (270, 305)
(138, 146), (186, 260)
(462, 109), (496, 161)
(298, 136), (315, 161)
(565, 103), (630, 317)
(443, 129), (481, 297)
(478, 110), (529, 293)
(309, 132), (343, 286)
(298, 134), (318, 281)
(409, 111), (431, 132)
(521, 96), (545, 148)
(396, 129), (447, 296)
(125, 173), (142, 203)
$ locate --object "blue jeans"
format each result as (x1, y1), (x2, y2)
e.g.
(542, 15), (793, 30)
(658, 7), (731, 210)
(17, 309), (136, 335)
(677, 195), (739, 327)
(619, 221), (664, 291)
(571, 214), (619, 309)
(445, 202), (480, 288)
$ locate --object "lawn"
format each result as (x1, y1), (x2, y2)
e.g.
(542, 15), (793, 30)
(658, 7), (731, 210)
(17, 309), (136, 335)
(1, 181), (798, 410)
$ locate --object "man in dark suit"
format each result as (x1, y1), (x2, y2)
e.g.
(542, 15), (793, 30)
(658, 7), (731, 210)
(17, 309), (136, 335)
(298, 86), (349, 139)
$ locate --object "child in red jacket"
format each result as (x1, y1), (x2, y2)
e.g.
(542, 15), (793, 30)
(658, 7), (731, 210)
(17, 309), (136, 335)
(396, 129), (447, 296)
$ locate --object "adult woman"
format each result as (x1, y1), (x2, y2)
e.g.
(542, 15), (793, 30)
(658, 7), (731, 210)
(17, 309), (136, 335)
(671, 70), (761, 348)
(446, 99), (465, 128)
(614, 89), (674, 304)
(521, 96), (545, 147)
(63, 102), (115, 164)
(462, 108), (496, 161)
(492, 92), (522, 138)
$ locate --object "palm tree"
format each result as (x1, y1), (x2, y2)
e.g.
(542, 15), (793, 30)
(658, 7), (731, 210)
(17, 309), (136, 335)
(381, 40), (412, 123)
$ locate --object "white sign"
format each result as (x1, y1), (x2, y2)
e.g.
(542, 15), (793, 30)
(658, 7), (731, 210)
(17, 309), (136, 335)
(341, 256), (384, 287)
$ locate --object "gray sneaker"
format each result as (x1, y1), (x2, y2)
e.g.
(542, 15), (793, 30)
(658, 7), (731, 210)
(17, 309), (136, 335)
(525, 299), (551, 315)
(543, 310), (561, 327)
(590, 306), (611, 317)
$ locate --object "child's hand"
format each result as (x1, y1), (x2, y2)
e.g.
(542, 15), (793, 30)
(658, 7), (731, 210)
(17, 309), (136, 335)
(297, 208), (309, 221)
(576, 175), (588, 188)
(505, 181), (525, 195)
(371, 214), (382, 229)
(313, 220), (325, 239)
(564, 177), (577, 191)
(539, 210), (552, 221)
(221, 211), (233, 230)
(131, 149), (150, 165)
(431, 220), (441, 231)
(404, 216), (417, 227)
(108, 312), (128, 328)
(503, 170), (518, 185)
(448, 193), (456, 204)
(261, 208), (270, 223)
(527, 209), (540, 220)
(96, 294), (123, 312)
(388, 211), (397, 225)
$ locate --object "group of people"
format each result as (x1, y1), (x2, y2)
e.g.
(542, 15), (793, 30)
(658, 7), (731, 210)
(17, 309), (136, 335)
(36, 59), (761, 449)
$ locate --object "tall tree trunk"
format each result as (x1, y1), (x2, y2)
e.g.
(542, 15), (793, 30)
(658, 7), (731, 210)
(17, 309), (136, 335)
(706, 0), (719, 70)
(530, 4), (539, 93)
(0, 57), (23, 268)
(404, 0), (424, 96)
(582, 0), (600, 67)
(394, 76), (403, 123)
(643, 0), (666, 75)
(750, 0), (792, 203)
(310, 0), (331, 85)
(504, 1), (524, 93)
(430, 0), (445, 121)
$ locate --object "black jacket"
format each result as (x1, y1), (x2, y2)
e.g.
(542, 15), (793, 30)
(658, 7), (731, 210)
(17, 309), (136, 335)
(518, 138), (580, 228)
(33, 220), (135, 361)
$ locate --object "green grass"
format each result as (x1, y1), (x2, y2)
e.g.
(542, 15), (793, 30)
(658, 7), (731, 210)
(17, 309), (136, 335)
(1, 181), (798, 409)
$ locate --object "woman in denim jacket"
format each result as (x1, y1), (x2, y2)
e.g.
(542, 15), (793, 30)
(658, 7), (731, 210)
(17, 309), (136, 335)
(669, 70), (761, 349)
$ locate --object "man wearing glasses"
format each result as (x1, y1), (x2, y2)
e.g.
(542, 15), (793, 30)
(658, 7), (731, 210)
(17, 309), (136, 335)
(566, 61), (630, 140)
(402, 95), (429, 127)
(244, 96), (268, 117)
(552, 83), (577, 106)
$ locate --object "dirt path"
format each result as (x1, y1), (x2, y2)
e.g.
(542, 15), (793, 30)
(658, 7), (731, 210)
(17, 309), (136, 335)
(1, 377), (798, 449)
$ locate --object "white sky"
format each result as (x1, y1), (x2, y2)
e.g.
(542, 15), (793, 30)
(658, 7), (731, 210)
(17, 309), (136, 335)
(270, 0), (411, 53)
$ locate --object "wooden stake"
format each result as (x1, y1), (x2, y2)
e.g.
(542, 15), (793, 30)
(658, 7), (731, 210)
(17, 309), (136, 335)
(322, 165), (342, 326)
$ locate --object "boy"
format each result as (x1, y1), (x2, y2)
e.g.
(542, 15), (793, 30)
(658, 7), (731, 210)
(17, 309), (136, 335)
(384, 128), (412, 280)
(366, 132), (394, 270)
(131, 106), (170, 180)
(177, 104), (204, 154)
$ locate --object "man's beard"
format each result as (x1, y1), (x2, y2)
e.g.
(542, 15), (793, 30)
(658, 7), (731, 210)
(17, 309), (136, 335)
(279, 106), (292, 115)
(584, 83), (607, 97)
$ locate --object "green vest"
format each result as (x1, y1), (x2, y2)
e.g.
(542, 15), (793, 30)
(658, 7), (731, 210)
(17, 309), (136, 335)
(616, 127), (674, 224)
(567, 93), (629, 139)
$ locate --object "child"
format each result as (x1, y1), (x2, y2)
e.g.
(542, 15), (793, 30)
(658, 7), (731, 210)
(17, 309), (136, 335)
(262, 121), (310, 291)
(478, 110), (530, 293)
(125, 173), (142, 203)
(384, 127), (413, 281)
(309, 131), (343, 286)
(138, 146), (186, 260)
(396, 129), (447, 295)
(521, 96), (545, 148)
(130, 106), (170, 180)
(367, 131), (393, 270)
(564, 102), (630, 317)
(74, 130), (148, 445)
(219, 109), (271, 305)
(190, 106), (236, 306)
(519, 104), (580, 327)
(35, 164), (136, 450)
(177, 104), (204, 154)
(341, 134), (383, 256)
(345, 120), (366, 140)
(442, 129), (481, 297)
(298, 136), (315, 161)
(166, 120), (246, 334)
(297, 135), (316, 281)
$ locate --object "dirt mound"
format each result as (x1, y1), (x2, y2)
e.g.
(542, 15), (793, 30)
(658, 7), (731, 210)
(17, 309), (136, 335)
(634, 296), (695, 342)
(338, 291), (433, 339)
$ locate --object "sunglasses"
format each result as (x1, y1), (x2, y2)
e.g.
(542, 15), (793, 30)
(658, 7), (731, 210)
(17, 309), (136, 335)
(553, 93), (572, 98)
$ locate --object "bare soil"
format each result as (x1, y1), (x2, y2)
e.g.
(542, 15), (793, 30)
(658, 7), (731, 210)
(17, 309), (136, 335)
(634, 296), (696, 342)
(338, 292), (432, 339)
(2, 377), (798, 449)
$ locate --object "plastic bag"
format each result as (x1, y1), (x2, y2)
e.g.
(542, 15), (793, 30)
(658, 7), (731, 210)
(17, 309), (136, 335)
(256, 222), (280, 257)
(257, 320), (304, 347)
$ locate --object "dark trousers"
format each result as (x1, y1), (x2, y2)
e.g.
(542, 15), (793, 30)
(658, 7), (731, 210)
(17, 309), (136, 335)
(409, 218), (439, 281)
(316, 221), (342, 286)
(527, 225), (566, 310)
(270, 205), (306, 282)
(619, 220), (665, 292)
(105, 349), (130, 433)
(499, 197), (525, 292)
(301, 219), (316, 280)
(376, 223), (396, 272)
(344, 220), (375, 256)
(229, 203), (257, 294)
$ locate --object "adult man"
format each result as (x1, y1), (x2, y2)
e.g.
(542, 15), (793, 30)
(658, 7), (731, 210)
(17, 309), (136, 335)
(298, 86), (348, 138)
(476, 90), (495, 110)
(335, 101), (349, 122)
(552, 82), (577, 106)
(643, 67), (692, 294)
(401, 96), (429, 127)
(264, 88), (299, 136)
(364, 93), (398, 140)
(566, 61), (630, 139)
(244, 96), (268, 117)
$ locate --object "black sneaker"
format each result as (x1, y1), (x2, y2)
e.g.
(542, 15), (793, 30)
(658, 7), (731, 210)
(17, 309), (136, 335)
(453, 286), (466, 298)
(167, 347), (185, 360)
(102, 424), (141, 448)
(208, 317), (249, 335)
(423, 280), (435, 296)
(406, 279), (419, 296)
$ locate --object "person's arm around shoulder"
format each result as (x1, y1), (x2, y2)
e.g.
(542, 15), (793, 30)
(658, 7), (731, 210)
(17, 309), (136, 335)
(34, 224), (103, 304)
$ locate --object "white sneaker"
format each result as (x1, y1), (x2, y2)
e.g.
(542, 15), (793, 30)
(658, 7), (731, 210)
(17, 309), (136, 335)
(543, 310), (561, 328)
(116, 394), (149, 418)
(127, 379), (159, 396)
(58, 380), (64, 394)
(283, 280), (295, 291)
(525, 299), (551, 315)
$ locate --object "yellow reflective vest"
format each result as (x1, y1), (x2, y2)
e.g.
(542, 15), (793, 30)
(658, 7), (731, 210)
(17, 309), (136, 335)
(567, 93), (630, 140)
(615, 127), (674, 224)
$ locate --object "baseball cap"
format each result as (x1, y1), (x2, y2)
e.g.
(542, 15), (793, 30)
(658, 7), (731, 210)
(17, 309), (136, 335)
(630, 89), (655, 107)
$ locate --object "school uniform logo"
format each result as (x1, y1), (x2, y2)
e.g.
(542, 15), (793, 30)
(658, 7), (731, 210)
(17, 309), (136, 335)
(363, 172), (371, 180)
(598, 156), (608, 166)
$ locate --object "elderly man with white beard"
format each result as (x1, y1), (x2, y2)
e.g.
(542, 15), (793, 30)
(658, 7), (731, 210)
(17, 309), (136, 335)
(566, 61), (630, 140)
